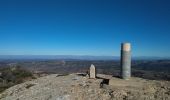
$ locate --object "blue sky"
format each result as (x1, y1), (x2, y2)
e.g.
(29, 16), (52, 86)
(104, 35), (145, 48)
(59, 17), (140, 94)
(0, 0), (170, 57)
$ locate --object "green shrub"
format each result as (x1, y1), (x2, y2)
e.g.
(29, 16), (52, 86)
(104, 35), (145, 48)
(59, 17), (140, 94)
(0, 66), (33, 92)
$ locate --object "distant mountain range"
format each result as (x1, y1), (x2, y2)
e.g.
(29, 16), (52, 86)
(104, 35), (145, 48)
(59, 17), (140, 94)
(0, 55), (170, 60)
(0, 55), (116, 60)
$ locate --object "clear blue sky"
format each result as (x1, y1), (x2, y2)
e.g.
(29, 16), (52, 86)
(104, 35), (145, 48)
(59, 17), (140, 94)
(0, 0), (170, 57)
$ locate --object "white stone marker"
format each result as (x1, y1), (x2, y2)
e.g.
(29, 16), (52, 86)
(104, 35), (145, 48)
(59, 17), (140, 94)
(90, 64), (96, 79)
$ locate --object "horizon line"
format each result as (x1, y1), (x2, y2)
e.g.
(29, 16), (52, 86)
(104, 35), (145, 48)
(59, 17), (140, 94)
(0, 55), (170, 58)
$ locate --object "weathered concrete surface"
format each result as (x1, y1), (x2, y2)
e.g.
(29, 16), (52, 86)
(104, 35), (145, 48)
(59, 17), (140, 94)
(121, 43), (131, 80)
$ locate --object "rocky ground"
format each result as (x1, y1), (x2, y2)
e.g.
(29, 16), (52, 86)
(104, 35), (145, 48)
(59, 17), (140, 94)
(0, 73), (170, 100)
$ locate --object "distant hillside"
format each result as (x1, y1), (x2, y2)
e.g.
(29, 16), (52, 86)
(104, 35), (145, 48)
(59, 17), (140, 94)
(0, 55), (170, 60)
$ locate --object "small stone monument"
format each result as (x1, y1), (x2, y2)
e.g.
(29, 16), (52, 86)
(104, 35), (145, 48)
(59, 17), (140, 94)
(89, 64), (96, 79)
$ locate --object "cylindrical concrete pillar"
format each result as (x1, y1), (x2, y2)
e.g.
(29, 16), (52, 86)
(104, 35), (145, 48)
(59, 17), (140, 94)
(121, 43), (131, 80)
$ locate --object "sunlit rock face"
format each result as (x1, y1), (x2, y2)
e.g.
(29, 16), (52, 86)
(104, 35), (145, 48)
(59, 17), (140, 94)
(0, 74), (170, 100)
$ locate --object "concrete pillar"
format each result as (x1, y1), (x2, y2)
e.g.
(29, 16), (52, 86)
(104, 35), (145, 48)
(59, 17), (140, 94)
(121, 43), (131, 80)
(90, 64), (96, 79)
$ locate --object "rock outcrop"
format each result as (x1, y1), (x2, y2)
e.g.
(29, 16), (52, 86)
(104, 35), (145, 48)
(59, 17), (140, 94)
(0, 74), (170, 100)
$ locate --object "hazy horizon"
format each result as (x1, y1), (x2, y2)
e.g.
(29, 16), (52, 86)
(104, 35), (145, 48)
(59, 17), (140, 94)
(0, 55), (169, 60)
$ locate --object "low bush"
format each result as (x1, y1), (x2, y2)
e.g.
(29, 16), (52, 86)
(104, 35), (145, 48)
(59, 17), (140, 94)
(0, 66), (33, 93)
